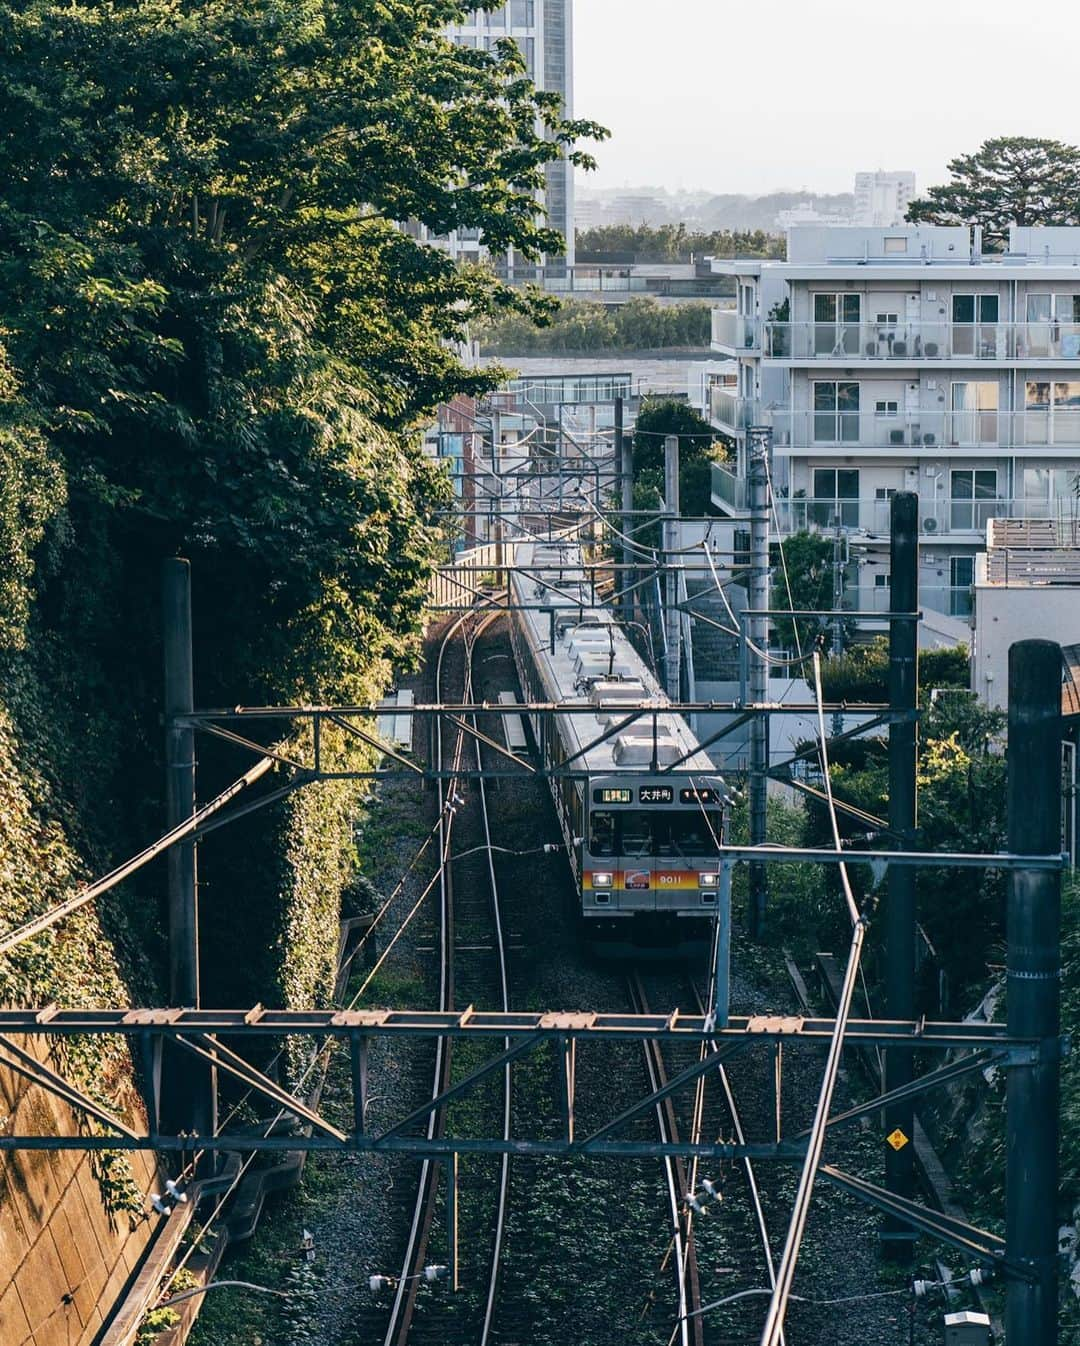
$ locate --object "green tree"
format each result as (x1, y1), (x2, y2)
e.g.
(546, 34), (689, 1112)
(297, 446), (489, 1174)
(906, 136), (1080, 250)
(0, 0), (606, 1011)
(769, 530), (835, 654)
(631, 398), (725, 517)
(576, 224), (784, 262)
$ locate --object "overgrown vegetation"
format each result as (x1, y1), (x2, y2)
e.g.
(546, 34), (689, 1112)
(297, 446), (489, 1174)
(478, 296), (712, 353)
(577, 223), (785, 261)
(0, 0), (602, 1211)
(628, 397), (726, 532)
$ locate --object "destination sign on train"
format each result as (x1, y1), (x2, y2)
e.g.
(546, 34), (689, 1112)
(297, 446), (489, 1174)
(594, 787), (633, 804)
(680, 788), (719, 805)
(639, 786), (674, 804)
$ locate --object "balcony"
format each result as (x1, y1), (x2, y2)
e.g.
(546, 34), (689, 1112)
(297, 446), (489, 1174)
(767, 410), (1080, 453)
(711, 309), (761, 353)
(711, 463), (747, 513)
(763, 320), (1080, 362)
(709, 387), (756, 432)
(845, 585), (974, 620)
(773, 495), (1075, 539)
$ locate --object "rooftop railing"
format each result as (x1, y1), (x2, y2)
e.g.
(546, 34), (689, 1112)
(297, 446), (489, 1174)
(760, 409), (1080, 452)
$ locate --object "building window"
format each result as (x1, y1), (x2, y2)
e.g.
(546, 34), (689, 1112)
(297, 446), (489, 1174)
(813, 381), (860, 442)
(952, 294), (1000, 357)
(1023, 380), (1080, 445)
(950, 556), (975, 617)
(510, 0), (535, 23)
(951, 381), (999, 445)
(874, 400), (899, 417)
(812, 467), (860, 528)
(875, 486), (897, 499)
(813, 292), (861, 355)
(874, 572), (891, 588)
(950, 470), (997, 531)
(875, 312), (899, 326)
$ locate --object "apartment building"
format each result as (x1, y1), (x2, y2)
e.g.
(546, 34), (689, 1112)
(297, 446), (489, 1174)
(707, 224), (1080, 625)
(423, 1), (575, 271)
(852, 172), (916, 228)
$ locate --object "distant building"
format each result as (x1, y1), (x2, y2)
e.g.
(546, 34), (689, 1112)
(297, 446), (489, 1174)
(603, 194), (670, 228)
(707, 223), (1080, 644)
(775, 201), (851, 230)
(574, 197), (605, 234)
(853, 171), (917, 228)
(415, 2), (575, 271)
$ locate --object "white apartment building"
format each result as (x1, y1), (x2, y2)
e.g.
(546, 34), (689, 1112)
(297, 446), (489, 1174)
(853, 171), (916, 228)
(708, 224), (1080, 625)
(775, 201), (851, 231)
(426, 1), (575, 271)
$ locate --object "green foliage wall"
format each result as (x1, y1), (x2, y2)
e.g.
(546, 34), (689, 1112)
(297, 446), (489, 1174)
(480, 297), (712, 354)
(0, 1), (603, 1035)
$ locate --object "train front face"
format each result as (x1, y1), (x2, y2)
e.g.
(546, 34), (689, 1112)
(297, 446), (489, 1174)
(580, 777), (724, 958)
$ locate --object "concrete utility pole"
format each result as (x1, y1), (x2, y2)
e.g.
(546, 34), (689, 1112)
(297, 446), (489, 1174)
(1005, 639), (1062, 1345)
(747, 426), (772, 939)
(883, 491), (918, 1260)
(162, 558), (215, 1142)
(663, 435), (681, 700)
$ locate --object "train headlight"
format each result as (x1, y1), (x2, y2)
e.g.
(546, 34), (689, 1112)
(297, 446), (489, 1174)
(592, 872), (613, 889)
(698, 872), (719, 889)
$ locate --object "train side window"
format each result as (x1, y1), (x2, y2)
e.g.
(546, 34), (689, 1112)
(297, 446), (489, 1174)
(589, 811), (616, 856)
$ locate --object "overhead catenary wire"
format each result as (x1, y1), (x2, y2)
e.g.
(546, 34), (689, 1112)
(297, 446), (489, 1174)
(757, 651), (870, 1346)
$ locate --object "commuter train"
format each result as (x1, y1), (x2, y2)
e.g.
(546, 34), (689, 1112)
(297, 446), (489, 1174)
(507, 539), (728, 956)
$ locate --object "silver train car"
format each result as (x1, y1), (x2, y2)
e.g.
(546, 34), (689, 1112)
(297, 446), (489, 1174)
(507, 539), (727, 956)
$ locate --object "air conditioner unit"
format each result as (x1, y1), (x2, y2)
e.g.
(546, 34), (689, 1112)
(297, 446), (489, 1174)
(923, 517), (939, 533)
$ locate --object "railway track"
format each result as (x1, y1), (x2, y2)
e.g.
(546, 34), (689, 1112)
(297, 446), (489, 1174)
(626, 972), (704, 1346)
(382, 605), (512, 1346)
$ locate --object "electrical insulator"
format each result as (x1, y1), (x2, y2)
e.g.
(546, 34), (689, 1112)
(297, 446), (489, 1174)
(701, 1177), (722, 1203)
(423, 1265), (449, 1283)
(969, 1267), (992, 1287)
(165, 1180), (188, 1204)
(369, 1275), (394, 1294)
(912, 1279), (934, 1298)
(150, 1193), (173, 1216)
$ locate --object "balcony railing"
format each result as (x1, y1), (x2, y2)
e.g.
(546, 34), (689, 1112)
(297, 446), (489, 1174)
(763, 321), (1080, 361)
(711, 309), (760, 352)
(844, 585), (974, 620)
(711, 463), (747, 513)
(709, 387), (755, 431)
(771, 495), (1080, 538)
(767, 410), (1080, 451)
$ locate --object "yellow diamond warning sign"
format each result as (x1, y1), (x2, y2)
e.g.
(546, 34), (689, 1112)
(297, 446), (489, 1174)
(886, 1128), (910, 1152)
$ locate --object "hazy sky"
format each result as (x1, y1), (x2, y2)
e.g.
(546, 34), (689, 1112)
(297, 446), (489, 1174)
(574, 0), (1079, 197)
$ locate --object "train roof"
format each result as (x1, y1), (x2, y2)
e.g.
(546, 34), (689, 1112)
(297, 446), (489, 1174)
(510, 540), (718, 781)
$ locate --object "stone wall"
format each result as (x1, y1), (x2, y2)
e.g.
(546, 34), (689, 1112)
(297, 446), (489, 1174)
(0, 1045), (162, 1345)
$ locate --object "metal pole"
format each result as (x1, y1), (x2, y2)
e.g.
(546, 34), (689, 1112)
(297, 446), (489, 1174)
(883, 490), (918, 1261)
(620, 407), (635, 624)
(663, 435), (681, 699)
(163, 558), (199, 1009)
(1005, 638), (1062, 1345)
(162, 558), (215, 1143)
(748, 426), (772, 938)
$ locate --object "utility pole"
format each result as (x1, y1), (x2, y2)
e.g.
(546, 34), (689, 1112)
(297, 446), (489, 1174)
(883, 490), (918, 1261)
(663, 434), (681, 700)
(491, 408), (503, 569)
(162, 559), (215, 1142)
(747, 426), (772, 939)
(619, 401), (635, 624)
(830, 516), (846, 738)
(1005, 639), (1062, 1345)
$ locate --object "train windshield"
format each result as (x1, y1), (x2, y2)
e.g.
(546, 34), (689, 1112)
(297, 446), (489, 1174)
(589, 810), (721, 858)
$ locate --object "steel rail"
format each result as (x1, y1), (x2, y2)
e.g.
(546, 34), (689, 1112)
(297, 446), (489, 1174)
(382, 611), (472, 1346)
(628, 974), (701, 1346)
(472, 618), (513, 1346)
(688, 982), (785, 1346)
